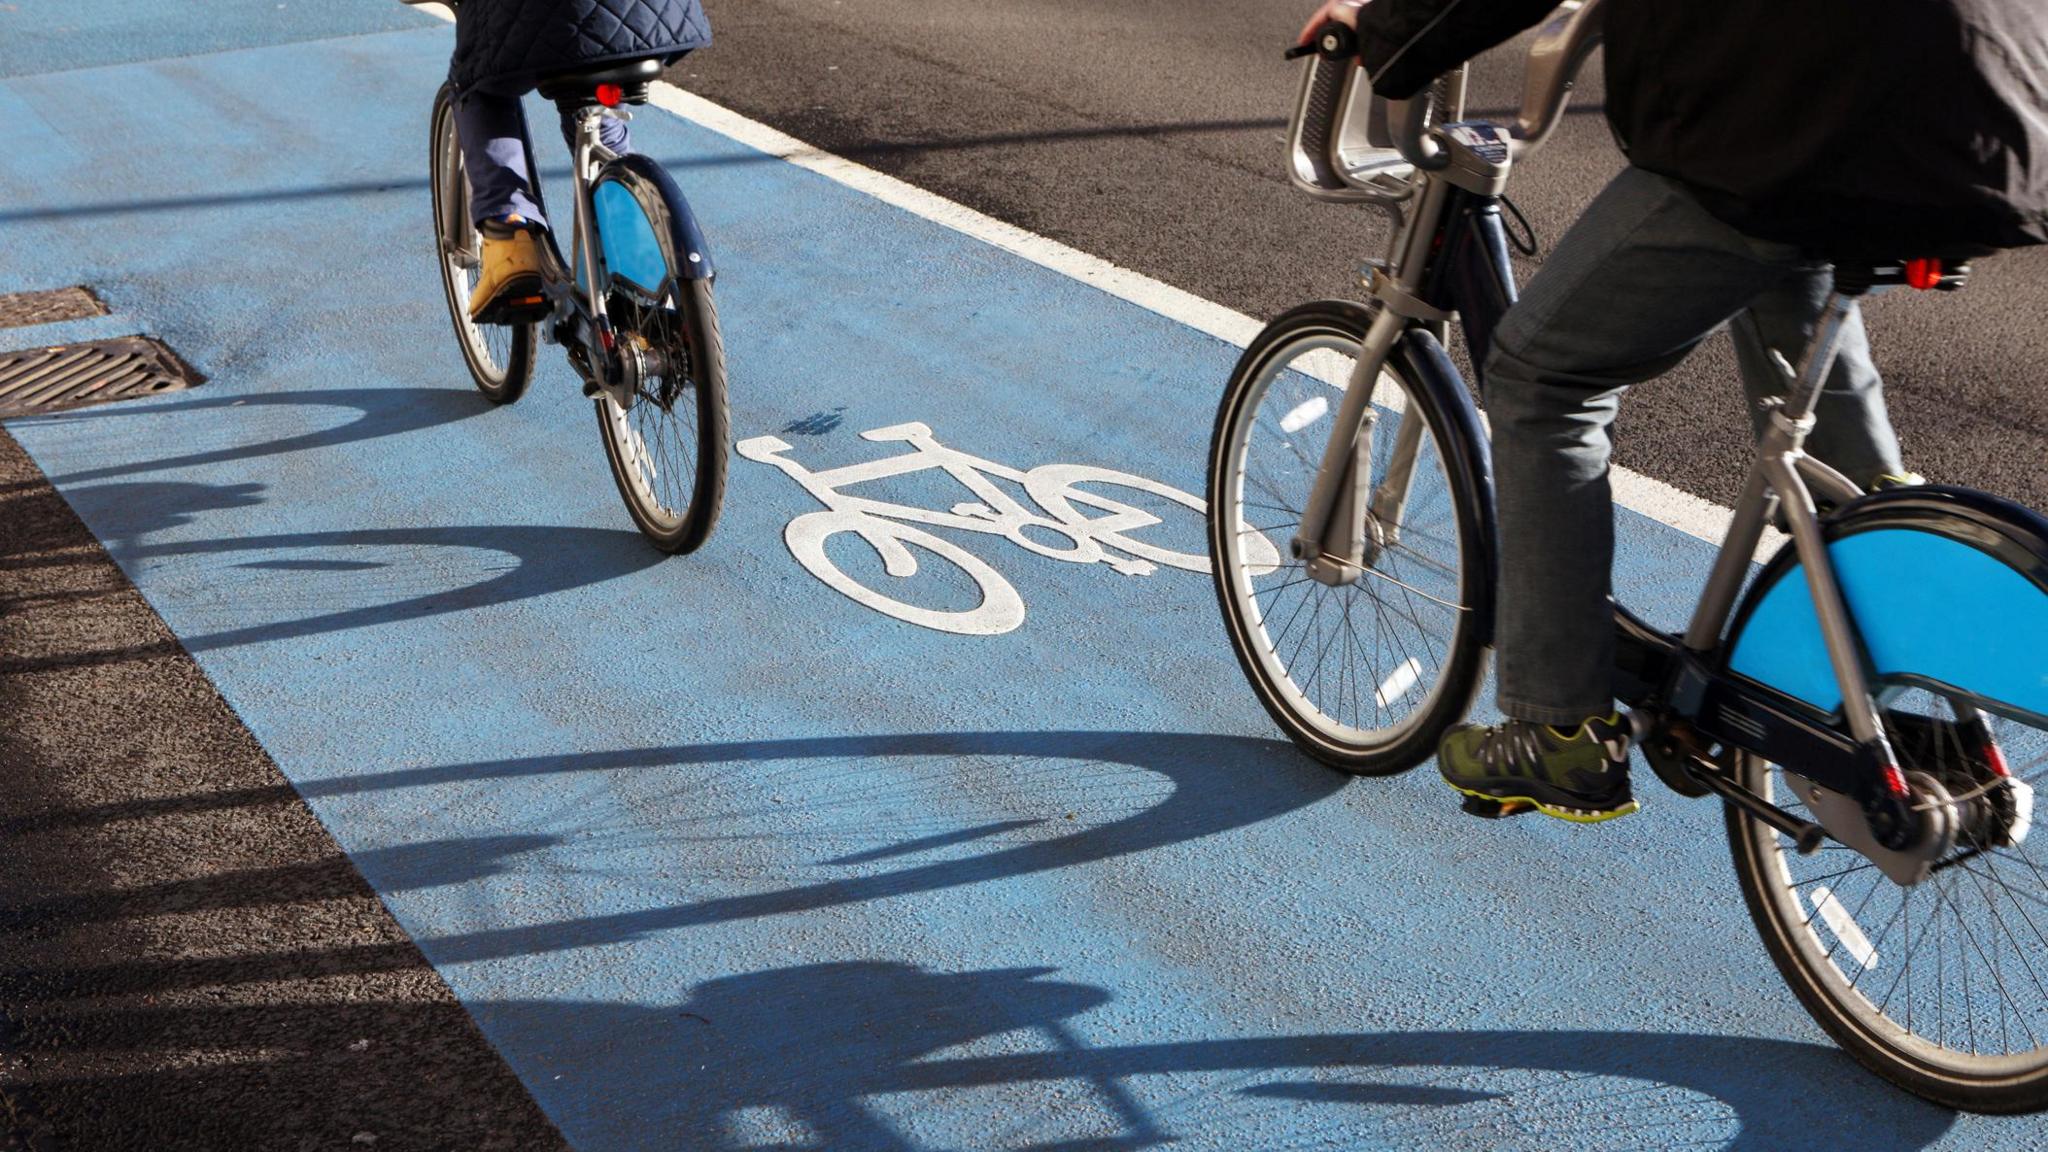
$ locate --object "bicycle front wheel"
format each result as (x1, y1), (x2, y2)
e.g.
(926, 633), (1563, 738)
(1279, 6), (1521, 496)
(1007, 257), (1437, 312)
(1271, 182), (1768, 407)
(589, 157), (728, 554)
(1729, 695), (2048, 1112)
(429, 83), (536, 404)
(1208, 301), (1488, 774)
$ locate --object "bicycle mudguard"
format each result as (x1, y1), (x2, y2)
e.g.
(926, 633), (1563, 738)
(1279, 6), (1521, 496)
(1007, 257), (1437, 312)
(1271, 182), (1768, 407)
(1724, 485), (2048, 725)
(596, 152), (715, 282)
(1390, 324), (1500, 644)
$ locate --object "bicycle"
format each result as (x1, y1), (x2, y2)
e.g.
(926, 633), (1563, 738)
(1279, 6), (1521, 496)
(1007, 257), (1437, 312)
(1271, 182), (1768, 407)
(1207, 2), (2048, 1112)
(423, 0), (728, 553)
(740, 422), (1253, 635)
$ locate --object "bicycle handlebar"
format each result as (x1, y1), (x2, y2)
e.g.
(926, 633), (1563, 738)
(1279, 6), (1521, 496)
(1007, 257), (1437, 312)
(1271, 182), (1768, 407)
(1385, 95), (1451, 171)
(1286, 1), (1604, 181)
(1286, 22), (1451, 172)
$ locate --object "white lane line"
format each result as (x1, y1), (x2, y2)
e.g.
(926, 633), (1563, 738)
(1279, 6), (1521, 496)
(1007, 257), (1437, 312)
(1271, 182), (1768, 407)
(412, 1), (1779, 561)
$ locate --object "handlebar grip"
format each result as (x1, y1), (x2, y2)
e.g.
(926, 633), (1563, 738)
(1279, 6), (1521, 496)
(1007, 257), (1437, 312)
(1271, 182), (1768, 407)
(1285, 22), (1357, 61)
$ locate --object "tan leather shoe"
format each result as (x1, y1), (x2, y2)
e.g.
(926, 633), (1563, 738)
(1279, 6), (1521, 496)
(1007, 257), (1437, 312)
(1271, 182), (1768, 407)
(468, 221), (548, 324)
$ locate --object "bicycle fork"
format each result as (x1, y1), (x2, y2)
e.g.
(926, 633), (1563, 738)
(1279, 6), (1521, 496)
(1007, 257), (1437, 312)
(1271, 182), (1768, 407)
(1291, 306), (1410, 586)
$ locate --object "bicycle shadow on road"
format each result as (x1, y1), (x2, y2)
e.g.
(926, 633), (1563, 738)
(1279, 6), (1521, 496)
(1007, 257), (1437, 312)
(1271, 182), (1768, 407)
(477, 960), (1956, 1151)
(9, 962), (1959, 1151)
(0, 475), (663, 672)
(7, 834), (559, 932)
(5, 385), (493, 489)
(6, 731), (1340, 990)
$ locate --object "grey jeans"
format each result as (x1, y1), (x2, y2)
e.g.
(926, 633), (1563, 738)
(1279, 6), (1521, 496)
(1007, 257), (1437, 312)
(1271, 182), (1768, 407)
(1484, 166), (1904, 725)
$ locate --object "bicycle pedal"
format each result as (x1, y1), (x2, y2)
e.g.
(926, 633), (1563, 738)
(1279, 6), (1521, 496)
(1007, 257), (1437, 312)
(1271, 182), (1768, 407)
(1460, 794), (1533, 820)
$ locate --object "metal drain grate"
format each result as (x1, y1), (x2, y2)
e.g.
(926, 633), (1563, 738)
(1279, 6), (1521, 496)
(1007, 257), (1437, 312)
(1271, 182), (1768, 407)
(0, 336), (203, 419)
(0, 286), (108, 330)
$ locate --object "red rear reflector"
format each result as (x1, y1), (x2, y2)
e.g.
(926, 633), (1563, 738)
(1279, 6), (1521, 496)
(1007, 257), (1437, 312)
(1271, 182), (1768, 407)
(1882, 762), (1911, 796)
(1986, 742), (2013, 779)
(596, 83), (624, 107)
(1905, 258), (1943, 290)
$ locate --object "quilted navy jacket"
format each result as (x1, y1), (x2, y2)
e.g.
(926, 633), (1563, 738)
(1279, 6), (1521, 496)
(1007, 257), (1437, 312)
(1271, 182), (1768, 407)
(451, 0), (710, 95)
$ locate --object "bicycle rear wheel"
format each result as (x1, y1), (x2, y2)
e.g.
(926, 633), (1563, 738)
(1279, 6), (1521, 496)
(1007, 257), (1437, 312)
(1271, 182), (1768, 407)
(588, 157), (728, 554)
(1207, 301), (1488, 774)
(429, 83), (536, 404)
(1730, 695), (2048, 1111)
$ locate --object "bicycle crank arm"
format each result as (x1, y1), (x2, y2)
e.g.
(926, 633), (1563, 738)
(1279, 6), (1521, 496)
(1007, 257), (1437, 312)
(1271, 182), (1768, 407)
(1690, 764), (1827, 855)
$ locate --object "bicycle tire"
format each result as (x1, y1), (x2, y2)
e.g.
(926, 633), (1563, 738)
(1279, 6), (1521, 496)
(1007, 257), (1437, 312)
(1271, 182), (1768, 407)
(1208, 300), (1489, 774)
(1728, 719), (2048, 1112)
(588, 157), (728, 554)
(429, 83), (537, 405)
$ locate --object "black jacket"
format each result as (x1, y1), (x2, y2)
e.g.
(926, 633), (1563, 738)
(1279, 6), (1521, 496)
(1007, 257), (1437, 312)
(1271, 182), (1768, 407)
(452, 0), (710, 95)
(1355, 0), (2048, 260)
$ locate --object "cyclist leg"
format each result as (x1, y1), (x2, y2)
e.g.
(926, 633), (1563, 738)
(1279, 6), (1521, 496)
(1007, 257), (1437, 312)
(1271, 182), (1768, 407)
(452, 85), (549, 230)
(1730, 277), (1905, 489)
(1481, 167), (1813, 727)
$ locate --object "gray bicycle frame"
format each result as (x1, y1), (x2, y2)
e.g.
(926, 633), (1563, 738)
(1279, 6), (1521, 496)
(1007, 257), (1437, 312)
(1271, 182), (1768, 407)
(566, 104), (630, 400)
(1287, 0), (1896, 754)
(438, 98), (633, 400)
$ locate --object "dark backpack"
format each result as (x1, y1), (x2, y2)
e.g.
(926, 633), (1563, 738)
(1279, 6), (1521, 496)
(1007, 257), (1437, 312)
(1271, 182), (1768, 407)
(1604, 0), (2048, 259)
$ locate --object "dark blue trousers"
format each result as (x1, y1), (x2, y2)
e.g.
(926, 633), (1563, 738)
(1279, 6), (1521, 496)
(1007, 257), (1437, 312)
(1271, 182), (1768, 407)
(452, 89), (632, 229)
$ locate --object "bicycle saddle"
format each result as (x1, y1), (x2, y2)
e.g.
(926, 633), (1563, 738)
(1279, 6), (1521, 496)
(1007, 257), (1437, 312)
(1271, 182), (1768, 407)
(536, 56), (667, 105)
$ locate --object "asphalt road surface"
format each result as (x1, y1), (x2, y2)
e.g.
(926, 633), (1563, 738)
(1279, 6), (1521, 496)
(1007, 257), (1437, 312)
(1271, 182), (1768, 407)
(672, 0), (2048, 510)
(0, 435), (568, 1151)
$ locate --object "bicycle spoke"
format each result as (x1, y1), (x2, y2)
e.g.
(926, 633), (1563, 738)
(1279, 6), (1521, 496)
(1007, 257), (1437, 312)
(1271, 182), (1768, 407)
(1744, 690), (2048, 1082)
(1950, 860), (2048, 1048)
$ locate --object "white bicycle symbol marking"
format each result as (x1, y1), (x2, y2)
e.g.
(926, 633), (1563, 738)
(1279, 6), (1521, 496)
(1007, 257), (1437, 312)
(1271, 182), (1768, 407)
(739, 422), (1280, 635)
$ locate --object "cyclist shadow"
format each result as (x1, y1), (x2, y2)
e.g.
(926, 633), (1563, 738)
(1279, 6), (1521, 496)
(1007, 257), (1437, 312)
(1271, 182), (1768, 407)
(11, 386), (491, 488)
(477, 960), (1959, 1151)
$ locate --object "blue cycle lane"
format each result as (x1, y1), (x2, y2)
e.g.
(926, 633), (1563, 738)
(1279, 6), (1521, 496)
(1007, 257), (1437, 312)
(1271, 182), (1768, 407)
(0, 3), (2028, 1148)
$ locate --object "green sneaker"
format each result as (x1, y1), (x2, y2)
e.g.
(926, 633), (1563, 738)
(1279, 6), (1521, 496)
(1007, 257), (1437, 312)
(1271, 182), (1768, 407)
(1437, 714), (1639, 823)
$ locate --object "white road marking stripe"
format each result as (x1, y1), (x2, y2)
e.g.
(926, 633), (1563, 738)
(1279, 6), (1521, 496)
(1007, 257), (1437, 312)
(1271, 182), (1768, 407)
(1375, 658), (1422, 707)
(1278, 396), (1328, 434)
(412, 1), (1780, 562)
